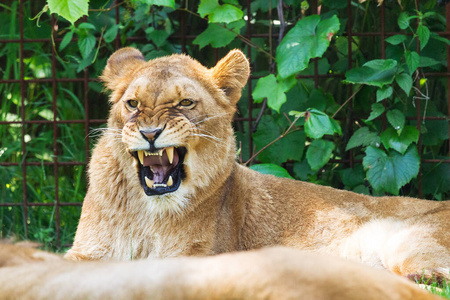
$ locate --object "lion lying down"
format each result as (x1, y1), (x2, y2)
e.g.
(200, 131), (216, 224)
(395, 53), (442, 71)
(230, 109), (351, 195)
(0, 243), (440, 300)
(66, 48), (449, 283)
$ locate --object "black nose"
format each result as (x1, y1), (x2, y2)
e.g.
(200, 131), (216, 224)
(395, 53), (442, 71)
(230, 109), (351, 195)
(140, 128), (162, 143)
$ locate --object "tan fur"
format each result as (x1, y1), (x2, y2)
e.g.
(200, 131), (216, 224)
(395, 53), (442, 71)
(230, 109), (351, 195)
(0, 243), (440, 300)
(66, 48), (450, 282)
(0, 241), (62, 267)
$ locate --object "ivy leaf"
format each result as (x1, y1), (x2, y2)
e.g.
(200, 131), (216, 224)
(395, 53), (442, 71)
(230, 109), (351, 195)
(405, 50), (420, 74)
(252, 74), (286, 112)
(344, 59), (397, 88)
(104, 24), (119, 43)
(59, 30), (74, 51)
(209, 4), (243, 23)
(198, 0), (220, 17)
(422, 160), (450, 196)
(397, 12), (410, 30)
(386, 109), (405, 133)
(376, 85), (393, 102)
(380, 126), (419, 155)
(367, 103), (385, 121)
(417, 25), (431, 50)
(193, 20), (244, 48)
(304, 109), (342, 139)
(198, 0), (243, 23)
(147, 0), (175, 8)
(306, 139), (335, 171)
(340, 165), (365, 188)
(276, 15), (340, 78)
(78, 33), (96, 59)
(363, 145), (420, 195)
(385, 34), (407, 45)
(250, 163), (294, 179)
(346, 127), (381, 151)
(395, 73), (413, 95)
(253, 116), (306, 165)
(47, 0), (89, 24)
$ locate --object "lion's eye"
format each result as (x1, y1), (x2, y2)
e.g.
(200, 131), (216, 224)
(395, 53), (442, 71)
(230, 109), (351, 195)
(179, 99), (194, 107)
(126, 100), (139, 109)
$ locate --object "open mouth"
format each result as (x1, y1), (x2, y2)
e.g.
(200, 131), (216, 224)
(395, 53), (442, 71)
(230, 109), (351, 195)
(132, 147), (186, 196)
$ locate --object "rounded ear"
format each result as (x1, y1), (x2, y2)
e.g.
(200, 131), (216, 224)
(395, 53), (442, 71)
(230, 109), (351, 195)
(211, 49), (250, 104)
(101, 47), (145, 91)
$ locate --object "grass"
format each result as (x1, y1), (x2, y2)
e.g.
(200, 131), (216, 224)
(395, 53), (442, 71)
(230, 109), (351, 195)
(417, 280), (450, 299)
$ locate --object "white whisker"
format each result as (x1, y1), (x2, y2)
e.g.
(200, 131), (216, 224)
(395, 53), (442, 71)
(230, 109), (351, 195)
(191, 112), (231, 125)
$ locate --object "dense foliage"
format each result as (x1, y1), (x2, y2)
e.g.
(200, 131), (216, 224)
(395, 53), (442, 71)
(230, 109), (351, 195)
(0, 0), (449, 249)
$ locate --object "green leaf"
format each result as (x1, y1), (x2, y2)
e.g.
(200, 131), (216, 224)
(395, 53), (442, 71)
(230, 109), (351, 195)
(147, 0), (175, 8)
(398, 12), (410, 30)
(386, 109), (405, 133)
(404, 51), (420, 74)
(198, 0), (220, 18)
(367, 103), (385, 121)
(59, 30), (74, 51)
(252, 74), (286, 112)
(304, 109), (342, 139)
(340, 165), (365, 188)
(385, 34), (407, 45)
(431, 34), (450, 46)
(380, 126), (419, 155)
(76, 52), (94, 72)
(77, 22), (96, 30)
(104, 24), (119, 43)
(293, 160), (314, 181)
(276, 15), (340, 78)
(395, 73), (413, 95)
(47, 0), (89, 24)
(419, 56), (440, 68)
(417, 25), (431, 50)
(209, 4), (243, 23)
(422, 160), (450, 196)
(78, 33), (96, 59)
(344, 59), (397, 88)
(193, 20), (244, 49)
(376, 85), (393, 102)
(306, 139), (335, 171)
(363, 145), (420, 195)
(250, 163), (294, 179)
(253, 116), (306, 165)
(148, 30), (169, 47)
(346, 127), (381, 151)
(198, 0), (243, 23)
(321, 0), (347, 9)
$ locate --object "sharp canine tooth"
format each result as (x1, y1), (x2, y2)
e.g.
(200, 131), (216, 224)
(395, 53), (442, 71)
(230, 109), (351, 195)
(159, 149), (164, 156)
(166, 147), (174, 164)
(145, 177), (154, 188)
(138, 151), (144, 165)
(167, 176), (173, 187)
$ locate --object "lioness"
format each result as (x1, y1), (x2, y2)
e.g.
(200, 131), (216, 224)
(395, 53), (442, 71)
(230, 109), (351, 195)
(0, 243), (440, 300)
(66, 48), (450, 281)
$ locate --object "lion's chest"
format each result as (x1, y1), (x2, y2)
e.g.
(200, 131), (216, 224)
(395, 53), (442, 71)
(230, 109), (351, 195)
(107, 215), (214, 259)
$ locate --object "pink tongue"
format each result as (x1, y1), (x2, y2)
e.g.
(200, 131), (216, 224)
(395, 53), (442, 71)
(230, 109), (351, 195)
(142, 150), (180, 183)
(152, 166), (171, 183)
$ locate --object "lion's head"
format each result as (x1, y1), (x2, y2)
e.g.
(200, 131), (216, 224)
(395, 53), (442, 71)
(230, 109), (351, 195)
(100, 48), (249, 208)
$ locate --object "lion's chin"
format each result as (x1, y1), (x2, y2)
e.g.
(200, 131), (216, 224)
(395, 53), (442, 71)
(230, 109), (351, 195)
(131, 147), (187, 196)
